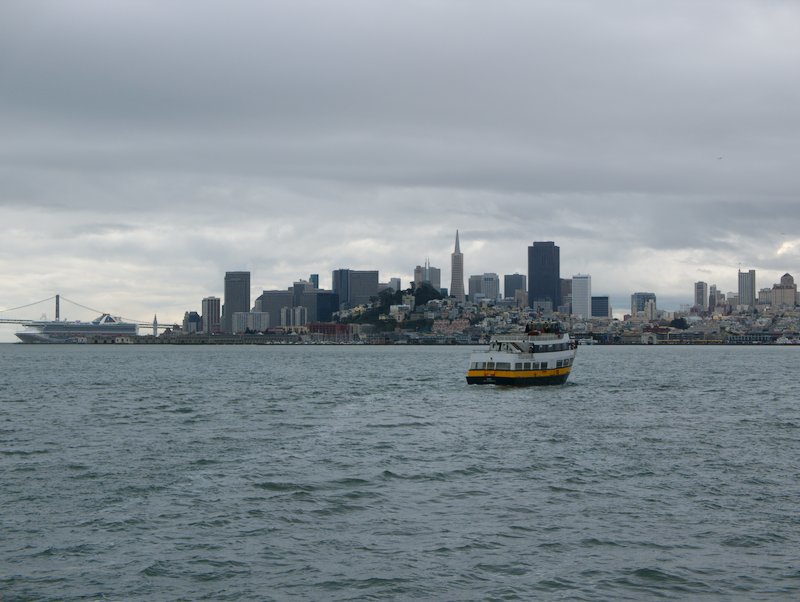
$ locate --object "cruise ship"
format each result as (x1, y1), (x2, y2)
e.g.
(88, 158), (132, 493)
(16, 314), (138, 343)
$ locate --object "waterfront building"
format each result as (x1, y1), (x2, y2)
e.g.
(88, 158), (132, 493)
(528, 241), (561, 313)
(222, 271), (250, 334)
(694, 281), (709, 312)
(332, 269), (379, 309)
(414, 260), (441, 291)
(201, 296), (221, 333)
(631, 292), (657, 316)
(738, 269), (756, 308)
(232, 311), (269, 334)
(503, 273), (526, 300)
(591, 296), (611, 318)
(571, 274), (591, 319)
(450, 231), (465, 303)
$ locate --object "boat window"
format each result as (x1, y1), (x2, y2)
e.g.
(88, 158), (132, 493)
(496, 362), (511, 370)
(515, 363), (523, 370)
(523, 362), (531, 370)
(486, 362), (495, 370)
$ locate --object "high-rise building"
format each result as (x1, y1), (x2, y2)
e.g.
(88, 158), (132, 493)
(591, 296), (611, 318)
(378, 277), (402, 293)
(332, 269), (379, 308)
(468, 275), (483, 301)
(413, 259), (441, 291)
(222, 271), (250, 334)
(309, 274), (319, 289)
(450, 230), (465, 303)
(182, 311), (202, 333)
(482, 273), (500, 301)
(201, 296), (221, 333)
(694, 281), (709, 311)
(738, 269), (756, 308)
(528, 241), (560, 312)
(254, 290), (291, 328)
(631, 292), (657, 316)
(571, 274), (591, 319)
(503, 273), (526, 299)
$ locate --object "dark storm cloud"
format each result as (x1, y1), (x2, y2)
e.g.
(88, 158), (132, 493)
(2, 0), (800, 334)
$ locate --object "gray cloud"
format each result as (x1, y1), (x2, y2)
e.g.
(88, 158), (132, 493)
(2, 0), (800, 339)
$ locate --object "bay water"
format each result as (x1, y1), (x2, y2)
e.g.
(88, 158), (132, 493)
(2, 344), (799, 600)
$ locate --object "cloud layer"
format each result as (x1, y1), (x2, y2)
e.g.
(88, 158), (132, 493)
(2, 0), (799, 338)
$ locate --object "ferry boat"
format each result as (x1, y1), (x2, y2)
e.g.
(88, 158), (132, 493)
(466, 327), (577, 386)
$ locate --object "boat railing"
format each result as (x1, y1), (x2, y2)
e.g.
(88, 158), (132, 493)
(492, 333), (563, 342)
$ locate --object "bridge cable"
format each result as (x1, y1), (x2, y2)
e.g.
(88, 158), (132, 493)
(0, 296), (56, 314)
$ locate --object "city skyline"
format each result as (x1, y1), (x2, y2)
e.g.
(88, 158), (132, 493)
(2, 1), (799, 338)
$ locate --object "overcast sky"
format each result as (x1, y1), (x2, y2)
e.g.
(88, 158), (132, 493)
(2, 0), (799, 338)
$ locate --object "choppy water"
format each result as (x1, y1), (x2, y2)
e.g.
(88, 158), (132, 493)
(1, 344), (799, 600)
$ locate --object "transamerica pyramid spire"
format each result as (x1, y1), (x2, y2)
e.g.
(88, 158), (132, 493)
(450, 230), (465, 302)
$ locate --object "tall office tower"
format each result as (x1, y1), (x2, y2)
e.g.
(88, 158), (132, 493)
(631, 292), (657, 316)
(709, 284), (718, 312)
(309, 274), (319, 289)
(482, 273), (500, 301)
(450, 230), (465, 303)
(738, 269), (756, 308)
(332, 269), (379, 308)
(413, 259), (441, 291)
(528, 241), (560, 312)
(591, 296), (611, 318)
(468, 275), (483, 300)
(694, 281), (709, 311)
(559, 278), (573, 314)
(571, 274), (591, 319)
(504, 273), (527, 299)
(222, 271), (250, 334)
(201, 296), (221, 333)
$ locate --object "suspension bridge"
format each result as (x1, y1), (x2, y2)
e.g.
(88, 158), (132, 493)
(0, 295), (174, 335)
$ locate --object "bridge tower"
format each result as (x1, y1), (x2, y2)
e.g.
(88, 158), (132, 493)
(55, 294), (60, 321)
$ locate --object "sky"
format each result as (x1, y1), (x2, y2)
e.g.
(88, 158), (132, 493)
(2, 0), (799, 339)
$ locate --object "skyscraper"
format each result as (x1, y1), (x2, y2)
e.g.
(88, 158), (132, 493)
(591, 296), (611, 318)
(468, 274), (483, 301)
(503, 273), (526, 299)
(413, 259), (441, 291)
(528, 241), (560, 312)
(631, 292), (657, 316)
(482, 273), (500, 301)
(694, 281), (709, 311)
(332, 269), (379, 308)
(450, 230), (465, 303)
(201, 296), (221, 334)
(222, 271), (250, 334)
(738, 269), (756, 308)
(571, 274), (591, 319)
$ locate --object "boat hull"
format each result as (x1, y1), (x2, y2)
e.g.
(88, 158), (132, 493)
(466, 367), (571, 386)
